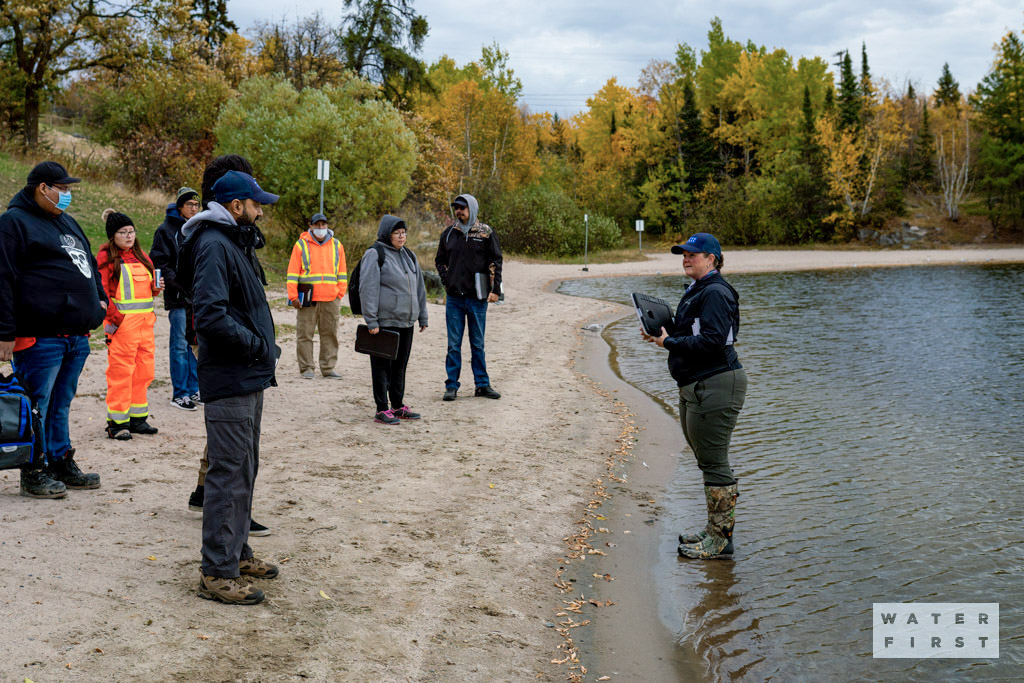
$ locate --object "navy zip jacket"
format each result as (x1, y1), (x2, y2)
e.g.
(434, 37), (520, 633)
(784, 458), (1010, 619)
(0, 188), (107, 340)
(178, 202), (276, 402)
(149, 203), (187, 309)
(664, 271), (742, 387)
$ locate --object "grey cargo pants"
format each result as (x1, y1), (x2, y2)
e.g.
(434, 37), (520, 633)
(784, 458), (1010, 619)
(201, 390), (263, 578)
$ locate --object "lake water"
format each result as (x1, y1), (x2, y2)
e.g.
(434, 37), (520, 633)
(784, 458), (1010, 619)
(559, 265), (1023, 680)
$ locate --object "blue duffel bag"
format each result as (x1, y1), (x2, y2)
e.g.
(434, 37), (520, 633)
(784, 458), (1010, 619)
(0, 371), (41, 470)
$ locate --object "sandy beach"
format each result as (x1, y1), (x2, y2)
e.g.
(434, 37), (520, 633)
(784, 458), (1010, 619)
(2, 246), (1022, 682)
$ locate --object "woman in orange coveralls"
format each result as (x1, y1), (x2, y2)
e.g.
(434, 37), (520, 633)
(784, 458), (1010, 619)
(96, 209), (163, 440)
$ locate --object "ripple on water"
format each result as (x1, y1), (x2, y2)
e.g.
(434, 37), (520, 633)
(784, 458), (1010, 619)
(560, 264), (1024, 679)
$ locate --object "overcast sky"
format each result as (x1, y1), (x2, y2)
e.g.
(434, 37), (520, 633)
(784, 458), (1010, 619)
(228, 0), (1023, 116)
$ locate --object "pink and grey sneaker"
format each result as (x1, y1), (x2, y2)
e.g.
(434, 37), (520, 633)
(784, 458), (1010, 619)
(392, 405), (421, 420)
(374, 409), (401, 425)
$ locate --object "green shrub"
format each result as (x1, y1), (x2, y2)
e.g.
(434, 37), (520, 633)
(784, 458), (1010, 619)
(489, 184), (620, 256)
(214, 74), (417, 237)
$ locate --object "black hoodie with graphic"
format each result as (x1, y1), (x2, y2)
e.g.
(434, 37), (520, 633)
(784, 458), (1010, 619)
(0, 188), (107, 341)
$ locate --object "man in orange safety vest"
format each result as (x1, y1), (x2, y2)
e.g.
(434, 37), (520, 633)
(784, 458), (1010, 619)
(286, 213), (347, 379)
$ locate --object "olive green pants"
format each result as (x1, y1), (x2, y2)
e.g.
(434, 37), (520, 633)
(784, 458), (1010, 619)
(679, 368), (747, 485)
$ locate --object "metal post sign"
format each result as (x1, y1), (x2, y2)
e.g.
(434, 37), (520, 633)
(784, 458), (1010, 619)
(317, 159), (330, 180)
(635, 219), (644, 251)
(635, 219), (644, 232)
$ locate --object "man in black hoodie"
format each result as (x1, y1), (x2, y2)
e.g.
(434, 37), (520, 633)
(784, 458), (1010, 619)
(179, 170), (280, 605)
(0, 161), (107, 498)
(150, 187), (201, 411)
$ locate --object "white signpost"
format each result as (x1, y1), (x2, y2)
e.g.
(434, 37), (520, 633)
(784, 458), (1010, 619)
(316, 159), (330, 214)
(583, 213), (589, 271)
(635, 219), (645, 252)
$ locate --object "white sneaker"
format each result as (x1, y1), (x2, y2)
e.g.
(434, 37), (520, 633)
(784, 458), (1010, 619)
(171, 396), (197, 411)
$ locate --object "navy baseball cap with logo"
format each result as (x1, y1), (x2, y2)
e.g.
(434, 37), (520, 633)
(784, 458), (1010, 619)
(671, 232), (722, 259)
(212, 171), (279, 205)
(309, 212), (327, 224)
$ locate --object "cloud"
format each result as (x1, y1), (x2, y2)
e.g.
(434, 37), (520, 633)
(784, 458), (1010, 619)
(227, 0), (1022, 113)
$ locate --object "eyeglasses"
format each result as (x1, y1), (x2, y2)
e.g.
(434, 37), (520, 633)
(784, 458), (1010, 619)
(392, 230), (407, 237)
(183, 201), (200, 209)
(116, 229), (136, 237)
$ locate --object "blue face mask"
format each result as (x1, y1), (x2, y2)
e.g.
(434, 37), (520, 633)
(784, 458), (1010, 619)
(45, 186), (72, 211)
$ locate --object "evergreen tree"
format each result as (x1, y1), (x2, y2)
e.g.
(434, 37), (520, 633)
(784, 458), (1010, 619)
(609, 111), (617, 135)
(933, 62), (962, 108)
(906, 83), (916, 100)
(837, 51), (861, 129)
(191, 0), (238, 52)
(909, 104), (935, 185)
(678, 79), (717, 190)
(823, 86), (835, 113)
(860, 42), (873, 99)
(339, 0), (431, 105)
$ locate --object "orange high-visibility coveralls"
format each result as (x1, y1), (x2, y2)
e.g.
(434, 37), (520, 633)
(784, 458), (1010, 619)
(97, 248), (156, 425)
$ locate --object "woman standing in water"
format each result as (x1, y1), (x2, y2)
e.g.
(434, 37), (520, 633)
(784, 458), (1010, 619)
(643, 233), (746, 560)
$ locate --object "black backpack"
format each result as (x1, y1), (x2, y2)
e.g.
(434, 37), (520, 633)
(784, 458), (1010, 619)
(347, 243), (386, 316)
(0, 371), (42, 470)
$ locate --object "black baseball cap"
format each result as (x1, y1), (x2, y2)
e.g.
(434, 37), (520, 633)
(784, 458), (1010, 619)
(26, 161), (80, 187)
(212, 171), (279, 205)
(451, 197), (469, 208)
(309, 213), (328, 224)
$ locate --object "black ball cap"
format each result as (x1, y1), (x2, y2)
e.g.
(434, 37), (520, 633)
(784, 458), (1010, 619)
(27, 161), (80, 187)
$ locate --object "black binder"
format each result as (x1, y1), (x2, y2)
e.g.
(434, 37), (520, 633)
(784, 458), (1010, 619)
(354, 324), (400, 360)
(631, 292), (674, 336)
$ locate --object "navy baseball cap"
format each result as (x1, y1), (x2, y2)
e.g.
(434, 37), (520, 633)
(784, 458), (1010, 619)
(309, 212), (327, 224)
(671, 233), (722, 259)
(212, 171), (279, 205)
(27, 161), (80, 186)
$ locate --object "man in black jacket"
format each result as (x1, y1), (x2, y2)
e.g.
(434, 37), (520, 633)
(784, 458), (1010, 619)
(434, 193), (503, 401)
(150, 187), (201, 411)
(179, 170), (280, 605)
(0, 161), (107, 498)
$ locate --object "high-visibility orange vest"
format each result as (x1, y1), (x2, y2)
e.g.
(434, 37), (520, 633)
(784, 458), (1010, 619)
(286, 232), (347, 303)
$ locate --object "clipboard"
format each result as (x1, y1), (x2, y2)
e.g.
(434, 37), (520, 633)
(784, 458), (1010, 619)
(354, 324), (400, 360)
(631, 292), (674, 336)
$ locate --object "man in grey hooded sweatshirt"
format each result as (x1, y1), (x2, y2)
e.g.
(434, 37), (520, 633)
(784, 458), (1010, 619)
(434, 194), (502, 401)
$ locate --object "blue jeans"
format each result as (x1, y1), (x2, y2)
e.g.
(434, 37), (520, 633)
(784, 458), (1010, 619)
(445, 295), (489, 389)
(12, 335), (90, 464)
(168, 307), (198, 399)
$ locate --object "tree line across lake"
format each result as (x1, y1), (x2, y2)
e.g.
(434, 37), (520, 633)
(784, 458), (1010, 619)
(2, 3), (1022, 254)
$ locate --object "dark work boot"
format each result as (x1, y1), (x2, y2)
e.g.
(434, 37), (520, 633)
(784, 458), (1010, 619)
(188, 484), (204, 511)
(49, 448), (101, 490)
(106, 419), (131, 440)
(474, 385), (501, 399)
(128, 417), (158, 435)
(20, 466), (67, 499)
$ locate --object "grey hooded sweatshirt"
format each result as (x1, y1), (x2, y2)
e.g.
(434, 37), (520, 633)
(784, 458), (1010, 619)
(359, 215), (428, 329)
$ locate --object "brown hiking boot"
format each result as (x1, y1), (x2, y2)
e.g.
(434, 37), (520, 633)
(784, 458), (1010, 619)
(239, 557), (279, 579)
(197, 573), (265, 605)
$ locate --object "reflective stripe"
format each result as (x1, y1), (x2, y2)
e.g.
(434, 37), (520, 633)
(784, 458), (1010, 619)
(299, 240), (311, 274)
(104, 323), (119, 336)
(114, 262), (154, 314)
(298, 275), (338, 283)
(333, 241), (341, 274)
(129, 404), (149, 416)
(107, 410), (129, 423)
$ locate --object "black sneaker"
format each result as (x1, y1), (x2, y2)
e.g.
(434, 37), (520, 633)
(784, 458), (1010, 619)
(474, 385), (501, 399)
(190, 392), (203, 406)
(49, 449), (101, 489)
(188, 484), (204, 511)
(171, 396), (197, 411)
(128, 417), (158, 435)
(249, 519), (271, 537)
(374, 409), (401, 425)
(20, 467), (67, 499)
(442, 387), (457, 401)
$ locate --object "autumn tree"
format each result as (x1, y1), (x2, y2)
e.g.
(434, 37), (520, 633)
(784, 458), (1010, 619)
(190, 0), (236, 55)
(933, 104), (974, 220)
(252, 13), (346, 90)
(0, 0), (190, 147)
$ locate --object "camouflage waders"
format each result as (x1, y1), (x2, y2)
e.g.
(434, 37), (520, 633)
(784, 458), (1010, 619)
(678, 482), (738, 559)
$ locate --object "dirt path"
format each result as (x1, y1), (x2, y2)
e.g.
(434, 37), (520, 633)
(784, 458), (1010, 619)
(2, 247), (1021, 682)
